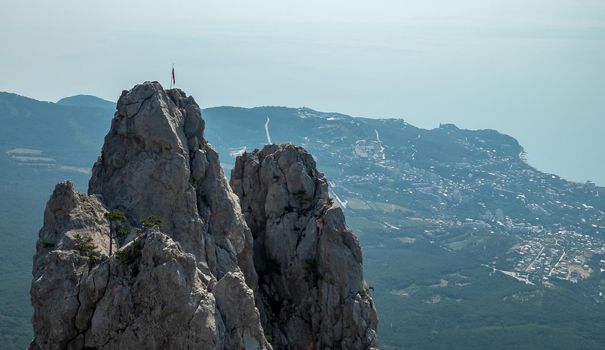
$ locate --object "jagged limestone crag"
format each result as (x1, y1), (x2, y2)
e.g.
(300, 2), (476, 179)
(31, 82), (266, 350)
(88, 84), (256, 285)
(231, 144), (378, 349)
(30, 82), (378, 349)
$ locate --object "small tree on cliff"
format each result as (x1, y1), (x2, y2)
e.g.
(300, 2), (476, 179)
(73, 233), (100, 261)
(136, 215), (162, 236)
(104, 210), (127, 255)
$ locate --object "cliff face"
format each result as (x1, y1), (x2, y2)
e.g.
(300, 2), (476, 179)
(30, 82), (377, 349)
(231, 144), (378, 349)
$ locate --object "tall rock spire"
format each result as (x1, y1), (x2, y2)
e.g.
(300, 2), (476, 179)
(30, 82), (266, 349)
(231, 144), (379, 349)
(88, 82), (256, 284)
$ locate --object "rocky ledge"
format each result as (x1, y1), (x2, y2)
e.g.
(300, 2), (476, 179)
(30, 82), (377, 350)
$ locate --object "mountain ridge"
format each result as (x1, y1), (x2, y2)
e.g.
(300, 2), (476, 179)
(0, 91), (586, 186)
(56, 94), (114, 109)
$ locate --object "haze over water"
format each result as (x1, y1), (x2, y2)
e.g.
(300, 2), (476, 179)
(1, 0), (603, 185)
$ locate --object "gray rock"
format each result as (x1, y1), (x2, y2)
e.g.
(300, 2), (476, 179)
(30, 83), (377, 350)
(214, 272), (267, 350)
(79, 232), (227, 349)
(231, 144), (378, 350)
(31, 82), (267, 350)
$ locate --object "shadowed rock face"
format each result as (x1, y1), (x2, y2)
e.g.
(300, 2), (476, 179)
(231, 144), (378, 350)
(30, 82), (378, 350)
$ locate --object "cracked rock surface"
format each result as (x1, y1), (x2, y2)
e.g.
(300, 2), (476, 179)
(30, 82), (377, 349)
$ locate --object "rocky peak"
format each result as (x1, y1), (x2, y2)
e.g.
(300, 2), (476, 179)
(231, 144), (378, 349)
(88, 81), (255, 284)
(30, 83), (378, 350)
(31, 82), (266, 349)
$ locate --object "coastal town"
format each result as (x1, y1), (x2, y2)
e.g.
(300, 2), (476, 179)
(493, 227), (605, 285)
(297, 116), (605, 292)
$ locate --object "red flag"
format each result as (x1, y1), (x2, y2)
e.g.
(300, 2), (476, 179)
(171, 65), (176, 86)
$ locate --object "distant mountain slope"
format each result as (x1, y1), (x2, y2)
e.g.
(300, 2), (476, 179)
(205, 106), (603, 232)
(205, 106), (603, 235)
(0, 95), (603, 350)
(0, 92), (113, 159)
(56, 94), (114, 109)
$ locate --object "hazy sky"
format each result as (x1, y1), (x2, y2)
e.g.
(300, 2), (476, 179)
(1, 0), (604, 185)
